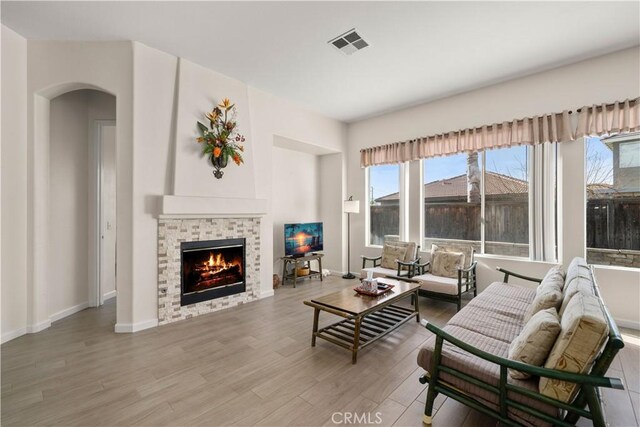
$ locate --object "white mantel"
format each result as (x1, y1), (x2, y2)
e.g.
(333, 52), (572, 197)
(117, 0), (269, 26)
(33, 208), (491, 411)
(160, 195), (267, 217)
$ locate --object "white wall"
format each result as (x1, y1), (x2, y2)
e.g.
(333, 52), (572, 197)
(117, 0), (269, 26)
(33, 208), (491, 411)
(347, 46), (640, 327)
(272, 146), (320, 272)
(1, 36), (347, 340)
(319, 153), (346, 273)
(249, 87), (347, 297)
(49, 89), (115, 320)
(1, 26), (28, 342)
(128, 45), (347, 325)
(131, 42), (177, 328)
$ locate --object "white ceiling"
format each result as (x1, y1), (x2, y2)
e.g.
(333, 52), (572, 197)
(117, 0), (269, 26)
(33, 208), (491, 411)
(2, 1), (639, 122)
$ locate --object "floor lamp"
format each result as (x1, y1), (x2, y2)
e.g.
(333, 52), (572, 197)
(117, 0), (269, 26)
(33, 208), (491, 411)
(343, 196), (360, 279)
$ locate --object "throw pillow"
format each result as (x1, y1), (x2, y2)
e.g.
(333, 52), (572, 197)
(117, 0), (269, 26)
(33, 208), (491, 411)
(508, 308), (562, 379)
(539, 293), (609, 403)
(380, 244), (407, 270)
(523, 267), (564, 321)
(431, 251), (465, 279)
(431, 244), (473, 269)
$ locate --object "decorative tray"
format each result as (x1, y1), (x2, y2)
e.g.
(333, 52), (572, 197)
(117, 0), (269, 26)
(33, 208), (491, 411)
(353, 282), (395, 297)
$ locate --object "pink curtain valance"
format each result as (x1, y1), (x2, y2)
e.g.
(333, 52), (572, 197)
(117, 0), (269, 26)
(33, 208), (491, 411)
(360, 98), (639, 168)
(576, 98), (640, 138)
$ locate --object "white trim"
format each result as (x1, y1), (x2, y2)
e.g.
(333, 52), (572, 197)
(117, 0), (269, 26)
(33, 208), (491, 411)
(103, 290), (117, 300)
(26, 319), (51, 333)
(50, 302), (90, 322)
(2, 328), (27, 344)
(114, 319), (158, 334)
(259, 289), (275, 299)
(615, 318), (640, 331)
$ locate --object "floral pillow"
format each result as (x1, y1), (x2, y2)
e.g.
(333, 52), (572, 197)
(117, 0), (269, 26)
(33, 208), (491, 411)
(431, 251), (465, 278)
(380, 244), (407, 270)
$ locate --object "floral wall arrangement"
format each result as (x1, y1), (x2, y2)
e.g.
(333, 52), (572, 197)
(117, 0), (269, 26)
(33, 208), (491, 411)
(197, 98), (246, 179)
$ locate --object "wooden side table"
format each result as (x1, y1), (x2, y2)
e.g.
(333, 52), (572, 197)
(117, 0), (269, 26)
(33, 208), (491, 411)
(281, 253), (324, 288)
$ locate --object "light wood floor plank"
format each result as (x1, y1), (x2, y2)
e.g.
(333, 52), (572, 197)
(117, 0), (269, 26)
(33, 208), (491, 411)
(2, 276), (638, 427)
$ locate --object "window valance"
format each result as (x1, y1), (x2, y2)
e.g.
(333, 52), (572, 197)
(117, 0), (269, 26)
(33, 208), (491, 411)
(360, 98), (639, 168)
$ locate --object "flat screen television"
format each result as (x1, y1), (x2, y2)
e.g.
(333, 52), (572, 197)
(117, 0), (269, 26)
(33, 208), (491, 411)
(284, 222), (323, 257)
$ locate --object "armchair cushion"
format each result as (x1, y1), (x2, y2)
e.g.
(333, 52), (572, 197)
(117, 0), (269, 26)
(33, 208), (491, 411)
(431, 244), (473, 269)
(415, 273), (459, 295)
(380, 244), (407, 269)
(508, 308), (561, 379)
(431, 251), (465, 278)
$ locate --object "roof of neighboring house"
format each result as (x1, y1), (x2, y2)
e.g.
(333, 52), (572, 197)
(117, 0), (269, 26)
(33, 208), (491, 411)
(375, 172), (528, 202)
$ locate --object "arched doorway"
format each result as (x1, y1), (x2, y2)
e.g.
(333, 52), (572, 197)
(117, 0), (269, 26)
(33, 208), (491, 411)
(30, 83), (120, 331)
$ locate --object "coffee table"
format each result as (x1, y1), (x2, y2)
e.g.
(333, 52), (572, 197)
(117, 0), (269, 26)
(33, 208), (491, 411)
(303, 278), (421, 364)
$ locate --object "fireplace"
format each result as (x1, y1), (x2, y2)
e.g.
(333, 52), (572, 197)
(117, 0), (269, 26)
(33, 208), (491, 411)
(180, 238), (246, 306)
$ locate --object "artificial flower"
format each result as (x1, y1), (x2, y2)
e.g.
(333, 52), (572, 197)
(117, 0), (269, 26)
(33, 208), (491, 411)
(213, 147), (222, 158)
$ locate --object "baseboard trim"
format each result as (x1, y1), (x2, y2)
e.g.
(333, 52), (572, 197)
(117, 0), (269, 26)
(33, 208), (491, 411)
(103, 290), (117, 300)
(115, 319), (158, 333)
(50, 302), (90, 322)
(259, 289), (275, 298)
(26, 319), (51, 333)
(2, 327), (27, 344)
(615, 318), (640, 331)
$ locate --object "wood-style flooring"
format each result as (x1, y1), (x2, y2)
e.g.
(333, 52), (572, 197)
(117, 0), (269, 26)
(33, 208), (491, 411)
(2, 276), (639, 426)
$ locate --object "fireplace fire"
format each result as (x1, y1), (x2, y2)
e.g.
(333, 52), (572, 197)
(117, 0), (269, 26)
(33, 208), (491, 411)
(180, 238), (246, 306)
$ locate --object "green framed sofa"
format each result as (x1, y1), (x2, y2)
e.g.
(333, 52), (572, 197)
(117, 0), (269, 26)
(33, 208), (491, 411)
(417, 257), (625, 426)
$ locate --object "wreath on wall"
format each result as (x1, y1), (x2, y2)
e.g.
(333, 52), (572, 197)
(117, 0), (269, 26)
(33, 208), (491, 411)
(196, 98), (245, 179)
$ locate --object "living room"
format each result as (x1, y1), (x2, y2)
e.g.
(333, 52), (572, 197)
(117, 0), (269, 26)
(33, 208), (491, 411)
(1, 1), (639, 426)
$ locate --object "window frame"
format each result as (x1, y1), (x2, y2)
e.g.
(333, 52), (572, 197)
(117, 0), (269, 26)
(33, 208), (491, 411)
(365, 163), (406, 248)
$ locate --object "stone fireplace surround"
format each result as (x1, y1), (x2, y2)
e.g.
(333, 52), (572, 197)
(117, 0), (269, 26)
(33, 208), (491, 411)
(158, 215), (261, 325)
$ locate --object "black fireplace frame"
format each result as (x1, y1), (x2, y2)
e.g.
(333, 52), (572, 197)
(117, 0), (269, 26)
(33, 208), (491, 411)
(180, 238), (246, 306)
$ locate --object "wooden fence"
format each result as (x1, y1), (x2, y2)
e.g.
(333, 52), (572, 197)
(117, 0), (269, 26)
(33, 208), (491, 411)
(587, 198), (640, 250)
(371, 197), (639, 251)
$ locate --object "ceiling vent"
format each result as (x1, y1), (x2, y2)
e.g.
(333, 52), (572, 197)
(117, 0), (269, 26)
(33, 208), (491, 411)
(328, 29), (369, 55)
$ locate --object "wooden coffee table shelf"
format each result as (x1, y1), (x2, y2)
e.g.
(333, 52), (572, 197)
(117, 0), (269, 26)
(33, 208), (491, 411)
(303, 279), (420, 364)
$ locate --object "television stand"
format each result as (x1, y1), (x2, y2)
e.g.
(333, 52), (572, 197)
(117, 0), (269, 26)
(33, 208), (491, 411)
(281, 253), (324, 288)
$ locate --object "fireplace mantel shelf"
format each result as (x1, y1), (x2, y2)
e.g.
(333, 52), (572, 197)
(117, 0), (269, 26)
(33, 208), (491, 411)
(160, 195), (267, 217)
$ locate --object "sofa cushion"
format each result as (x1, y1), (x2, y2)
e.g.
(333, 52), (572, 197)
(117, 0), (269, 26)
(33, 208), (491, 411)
(445, 282), (534, 344)
(418, 325), (557, 426)
(508, 308), (562, 379)
(559, 276), (595, 316)
(539, 293), (609, 403)
(431, 251), (465, 278)
(431, 244), (473, 269)
(415, 273), (459, 295)
(524, 268), (564, 322)
(564, 257), (590, 292)
(380, 244), (407, 269)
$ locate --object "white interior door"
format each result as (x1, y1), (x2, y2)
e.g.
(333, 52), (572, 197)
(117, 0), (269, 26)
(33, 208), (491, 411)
(99, 123), (117, 304)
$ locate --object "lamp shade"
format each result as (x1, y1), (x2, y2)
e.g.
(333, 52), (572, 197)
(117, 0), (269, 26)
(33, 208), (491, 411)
(344, 199), (360, 214)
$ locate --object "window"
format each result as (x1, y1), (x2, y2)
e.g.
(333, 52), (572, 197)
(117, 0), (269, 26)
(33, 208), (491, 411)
(586, 133), (640, 268)
(423, 153), (481, 253)
(484, 146), (530, 257)
(422, 146), (537, 259)
(368, 164), (401, 246)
